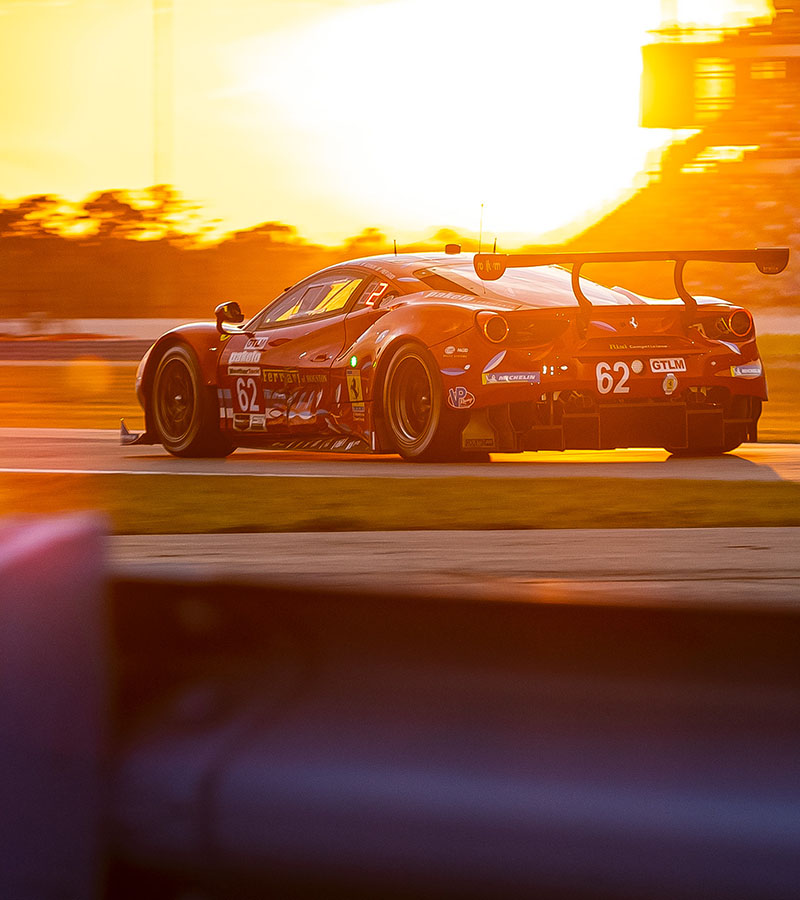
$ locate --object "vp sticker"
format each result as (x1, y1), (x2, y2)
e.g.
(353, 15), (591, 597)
(448, 386), (475, 409)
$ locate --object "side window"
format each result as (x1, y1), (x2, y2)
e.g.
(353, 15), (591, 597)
(304, 275), (364, 317)
(257, 284), (306, 326)
(256, 273), (365, 327)
(352, 277), (397, 310)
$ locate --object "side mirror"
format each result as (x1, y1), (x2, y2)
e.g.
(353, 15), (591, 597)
(215, 301), (244, 334)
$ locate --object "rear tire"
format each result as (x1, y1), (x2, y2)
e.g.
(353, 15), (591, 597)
(665, 396), (756, 457)
(152, 344), (234, 458)
(665, 445), (738, 458)
(382, 343), (462, 462)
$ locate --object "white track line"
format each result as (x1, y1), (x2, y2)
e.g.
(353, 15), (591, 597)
(0, 467), (348, 478)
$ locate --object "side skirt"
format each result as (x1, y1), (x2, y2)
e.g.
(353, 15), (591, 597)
(231, 434), (372, 454)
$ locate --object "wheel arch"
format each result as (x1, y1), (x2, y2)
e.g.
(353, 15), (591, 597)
(140, 325), (221, 436)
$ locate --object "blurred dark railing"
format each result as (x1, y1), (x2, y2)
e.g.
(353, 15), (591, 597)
(0, 339), (151, 361)
(2, 515), (800, 899)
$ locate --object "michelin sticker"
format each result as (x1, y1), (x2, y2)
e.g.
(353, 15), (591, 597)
(448, 386), (475, 409)
(731, 361), (762, 378)
(482, 372), (540, 385)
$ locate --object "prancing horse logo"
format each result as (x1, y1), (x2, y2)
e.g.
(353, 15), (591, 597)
(629, 316), (639, 330)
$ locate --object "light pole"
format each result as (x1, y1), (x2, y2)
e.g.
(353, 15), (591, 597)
(153, 0), (173, 186)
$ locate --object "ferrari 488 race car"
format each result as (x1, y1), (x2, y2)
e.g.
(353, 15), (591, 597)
(122, 245), (788, 461)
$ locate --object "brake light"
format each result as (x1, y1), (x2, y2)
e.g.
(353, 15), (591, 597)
(476, 311), (509, 343)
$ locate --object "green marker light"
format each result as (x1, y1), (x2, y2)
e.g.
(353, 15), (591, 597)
(349, 356), (358, 368)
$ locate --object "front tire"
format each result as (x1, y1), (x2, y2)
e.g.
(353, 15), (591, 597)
(152, 344), (234, 458)
(382, 343), (461, 461)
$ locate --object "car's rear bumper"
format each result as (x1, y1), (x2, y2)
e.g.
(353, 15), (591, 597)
(461, 393), (761, 453)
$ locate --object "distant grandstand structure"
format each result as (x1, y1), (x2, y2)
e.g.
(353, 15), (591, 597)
(641, 0), (800, 178)
(563, 2), (799, 306)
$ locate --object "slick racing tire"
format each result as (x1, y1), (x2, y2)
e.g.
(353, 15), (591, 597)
(666, 396), (756, 457)
(382, 342), (463, 462)
(152, 344), (235, 458)
(664, 443), (741, 457)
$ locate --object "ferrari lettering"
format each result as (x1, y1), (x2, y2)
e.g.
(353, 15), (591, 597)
(595, 361), (630, 394)
(262, 368), (301, 385)
(236, 377), (260, 412)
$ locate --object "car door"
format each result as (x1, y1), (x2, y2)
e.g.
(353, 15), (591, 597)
(219, 270), (368, 436)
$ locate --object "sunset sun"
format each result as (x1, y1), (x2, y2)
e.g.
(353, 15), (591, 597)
(224, 0), (669, 241)
(0, 0), (774, 243)
(220, 0), (770, 242)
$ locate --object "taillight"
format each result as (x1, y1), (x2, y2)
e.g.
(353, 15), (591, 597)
(476, 311), (509, 343)
(705, 308), (755, 341)
(726, 309), (754, 339)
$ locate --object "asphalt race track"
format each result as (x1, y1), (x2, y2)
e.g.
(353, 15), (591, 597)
(110, 527), (800, 608)
(2, 427), (799, 606)
(3, 426), (800, 481)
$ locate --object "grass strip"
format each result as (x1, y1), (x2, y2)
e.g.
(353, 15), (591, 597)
(2, 473), (800, 533)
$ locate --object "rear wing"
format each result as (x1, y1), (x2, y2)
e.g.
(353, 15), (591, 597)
(473, 248), (789, 323)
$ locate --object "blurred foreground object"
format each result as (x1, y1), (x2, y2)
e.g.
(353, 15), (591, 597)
(0, 514), (107, 900)
(2, 516), (800, 898)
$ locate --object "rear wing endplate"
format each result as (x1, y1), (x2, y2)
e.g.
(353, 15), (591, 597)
(473, 248), (789, 323)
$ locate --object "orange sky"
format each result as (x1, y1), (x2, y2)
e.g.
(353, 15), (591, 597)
(0, 0), (773, 244)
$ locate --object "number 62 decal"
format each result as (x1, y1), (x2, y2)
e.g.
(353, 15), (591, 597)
(236, 377), (260, 411)
(595, 361), (630, 394)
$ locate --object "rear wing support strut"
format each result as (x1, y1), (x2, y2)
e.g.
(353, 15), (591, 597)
(474, 249), (789, 327)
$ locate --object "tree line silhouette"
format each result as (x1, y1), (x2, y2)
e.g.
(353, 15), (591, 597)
(0, 187), (475, 321)
(1, 178), (796, 324)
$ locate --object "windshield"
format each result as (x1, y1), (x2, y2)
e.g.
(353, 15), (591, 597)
(423, 262), (631, 308)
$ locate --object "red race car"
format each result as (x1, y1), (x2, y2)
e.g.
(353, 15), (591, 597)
(122, 245), (788, 461)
